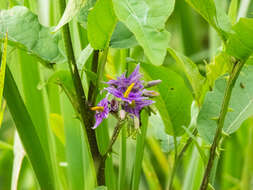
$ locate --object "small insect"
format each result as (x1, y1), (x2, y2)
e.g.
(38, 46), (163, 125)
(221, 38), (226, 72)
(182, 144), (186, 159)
(240, 82), (245, 89)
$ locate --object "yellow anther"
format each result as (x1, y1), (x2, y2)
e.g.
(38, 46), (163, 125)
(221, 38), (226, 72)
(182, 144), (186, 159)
(124, 83), (135, 98)
(106, 74), (114, 81)
(91, 106), (104, 112)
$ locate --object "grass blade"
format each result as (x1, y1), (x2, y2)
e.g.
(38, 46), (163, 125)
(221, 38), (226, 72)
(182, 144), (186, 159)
(4, 65), (55, 189)
(131, 111), (149, 190)
(11, 132), (25, 190)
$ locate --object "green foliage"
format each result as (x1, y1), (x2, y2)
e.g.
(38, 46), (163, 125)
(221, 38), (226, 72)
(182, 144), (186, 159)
(0, 6), (65, 67)
(3, 66), (55, 189)
(131, 111), (149, 190)
(0, 33), (7, 109)
(54, 0), (87, 31)
(168, 48), (207, 104)
(1, 0), (253, 190)
(226, 18), (253, 60)
(185, 0), (231, 40)
(142, 63), (193, 136)
(112, 0), (174, 65)
(110, 22), (138, 49)
(87, 0), (117, 49)
(198, 65), (253, 143)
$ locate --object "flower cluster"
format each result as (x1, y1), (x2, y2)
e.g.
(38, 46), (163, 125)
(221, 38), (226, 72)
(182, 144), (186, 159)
(91, 64), (161, 129)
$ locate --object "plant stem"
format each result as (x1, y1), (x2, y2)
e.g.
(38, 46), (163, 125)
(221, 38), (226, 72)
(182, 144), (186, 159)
(97, 119), (125, 185)
(237, 0), (251, 20)
(168, 128), (198, 190)
(88, 50), (99, 104)
(59, 0), (100, 162)
(168, 135), (178, 190)
(200, 60), (245, 190)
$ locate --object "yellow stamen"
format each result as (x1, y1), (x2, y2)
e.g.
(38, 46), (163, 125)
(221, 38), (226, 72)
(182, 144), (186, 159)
(91, 106), (104, 112)
(124, 83), (135, 98)
(106, 74), (114, 81)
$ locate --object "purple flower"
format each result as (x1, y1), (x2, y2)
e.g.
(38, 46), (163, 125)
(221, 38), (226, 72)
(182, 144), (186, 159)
(122, 99), (154, 118)
(91, 98), (110, 129)
(106, 64), (144, 93)
(105, 86), (145, 103)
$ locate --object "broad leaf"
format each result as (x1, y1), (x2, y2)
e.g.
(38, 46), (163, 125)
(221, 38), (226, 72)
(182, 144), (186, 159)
(142, 63), (193, 136)
(78, 0), (96, 29)
(54, 0), (87, 31)
(206, 52), (233, 87)
(185, 0), (231, 40)
(197, 65), (253, 143)
(110, 22), (138, 49)
(0, 6), (65, 67)
(87, 0), (117, 49)
(113, 0), (175, 65)
(226, 18), (253, 60)
(77, 44), (94, 72)
(168, 48), (207, 104)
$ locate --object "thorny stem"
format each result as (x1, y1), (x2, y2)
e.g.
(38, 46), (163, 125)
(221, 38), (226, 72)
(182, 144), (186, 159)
(168, 128), (198, 190)
(59, 0), (100, 163)
(97, 119), (125, 185)
(200, 60), (246, 190)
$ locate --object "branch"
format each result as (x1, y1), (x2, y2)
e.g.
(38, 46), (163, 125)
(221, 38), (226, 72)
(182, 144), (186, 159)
(200, 60), (245, 190)
(59, 0), (100, 162)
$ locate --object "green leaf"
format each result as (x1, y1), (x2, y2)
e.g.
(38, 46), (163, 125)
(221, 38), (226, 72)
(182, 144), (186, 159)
(197, 65), (253, 143)
(77, 44), (94, 77)
(87, 0), (117, 49)
(226, 18), (253, 60)
(95, 186), (108, 190)
(142, 156), (162, 190)
(11, 132), (25, 190)
(206, 52), (233, 88)
(228, 0), (238, 25)
(185, 0), (231, 40)
(0, 6), (65, 67)
(0, 33), (7, 110)
(131, 111), (149, 190)
(4, 66), (55, 189)
(168, 48), (207, 104)
(53, 0), (87, 32)
(141, 63), (193, 136)
(0, 140), (12, 150)
(62, 92), (96, 190)
(112, 0), (175, 65)
(110, 22), (138, 49)
(48, 70), (78, 111)
(49, 113), (65, 145)
(77, 0), (96, 29)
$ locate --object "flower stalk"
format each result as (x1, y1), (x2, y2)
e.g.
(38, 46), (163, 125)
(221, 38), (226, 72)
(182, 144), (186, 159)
(97, 119), (126, 185)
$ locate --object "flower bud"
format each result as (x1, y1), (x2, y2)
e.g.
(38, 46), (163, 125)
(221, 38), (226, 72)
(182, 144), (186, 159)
(119, 110), (126, 120)
(145, 80), (162, 88)
(143, 90), (159, 97)
(110, 99), (119, 112)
